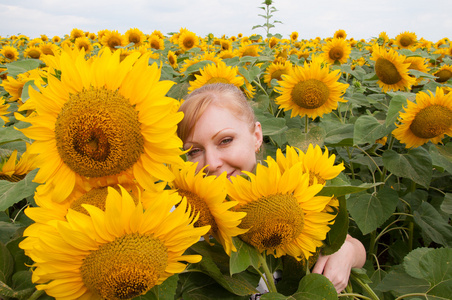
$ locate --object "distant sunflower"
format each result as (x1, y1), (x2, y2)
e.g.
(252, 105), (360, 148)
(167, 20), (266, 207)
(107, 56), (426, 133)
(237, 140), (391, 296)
(404, 56), (430, 84)
(370, 45), (416, 92)
(125, 28), (146, 46)
(101, 30), (128, 51)
(395, 31), (417, 49)
(392, 87), (452, 148)
(0, 143), (38, 182)
(0, 45), (19, 62)
(322, 38), (351, 64)
(39, 42), (59, 56)
(20, 185), (209, 300)
(226, 160), (336, 260)
(333, 29), (347, 39)
(19, 48), (185, 202)
(0, 97), (9, 124)
(220, 39), (232, 51)
(70, 28), (85, 40)
(434, 65), (452, 83)
(263, 61), (293, 87)
(167, 50), (178, 68)
(74, 36), (93, 53)
(170, 161), (247, 255)
(275, 145), (344, 186)
(24, 46), (42, 59)
(290, 31), (299, 42)
(51, 36), (61, 43)
(188, 61), (244, 93)
(275, 55), (349, 119)
(149, 34), (164, 50)
(178, 30), (199, 51)
(237, 44), (261, 57)
(87, 32), (97, 40)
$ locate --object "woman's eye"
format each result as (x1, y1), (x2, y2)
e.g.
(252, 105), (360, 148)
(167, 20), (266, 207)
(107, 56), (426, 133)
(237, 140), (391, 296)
(187, 148), (201, 157)
(220, 138), (233, 145)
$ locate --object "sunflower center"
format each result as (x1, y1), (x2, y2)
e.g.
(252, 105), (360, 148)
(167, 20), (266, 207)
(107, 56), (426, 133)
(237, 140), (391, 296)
(151, 40), (161, 49)
(409, 105), (452, 139)
(238, 193), (304, 251)
(435, 69), (452, 83)
(27, 49), (41, 59)
(107, 37), (122, 49)
(177, 189), (218, 233)
(400, 36), (413, 47)
(128, 33), (141, 44)
(81, 233), (168, 300)
(375, 57), (402, 84)
(329, 46), (344, 61)
(0, 174), (26, 182)
(5, 51), (15, 60)
(291, 79), (330, 109)
(54, 87), (144, 178)
(205, 77), (232, 85)
(70, 186), (109, 214)
(183, 38), (194, 49)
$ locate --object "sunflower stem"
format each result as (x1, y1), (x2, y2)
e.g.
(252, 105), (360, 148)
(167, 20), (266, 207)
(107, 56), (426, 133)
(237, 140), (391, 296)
(257, 251), (278, 293)
(350, 271), (380, 300)
(28, 290), (45, 300)
(304, 115), (309, 133)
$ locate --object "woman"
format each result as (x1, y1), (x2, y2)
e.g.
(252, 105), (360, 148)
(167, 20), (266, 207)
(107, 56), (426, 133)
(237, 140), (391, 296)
(177, 83), (366, 293)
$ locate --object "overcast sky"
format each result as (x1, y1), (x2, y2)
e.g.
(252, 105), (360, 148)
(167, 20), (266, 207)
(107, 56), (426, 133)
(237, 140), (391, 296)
(1, 0), (451, 42)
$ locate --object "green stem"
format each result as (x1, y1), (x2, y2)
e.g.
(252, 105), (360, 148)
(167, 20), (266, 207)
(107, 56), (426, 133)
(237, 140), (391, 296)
(338, 293), (373, 300)
(368, 230), (376, 262)
(351, 271), (380, 300)
(28, 289), (45, 300)
(257, 251), (278, 293)
(394, 293), (427, 300)
(304, 115), (309, 133)
(346, 147), (355, 180)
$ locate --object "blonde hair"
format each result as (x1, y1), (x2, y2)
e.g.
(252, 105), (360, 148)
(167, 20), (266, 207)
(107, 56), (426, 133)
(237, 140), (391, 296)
(177, 83), (257, 143)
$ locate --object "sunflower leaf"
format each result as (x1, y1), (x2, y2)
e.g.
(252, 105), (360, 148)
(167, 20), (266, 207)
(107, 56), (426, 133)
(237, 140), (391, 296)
(4, 60), (42, 78)
(413, 202), (452, 247)
(386, 94), (407, 127)
(0, 169), (40, 211)
(353, 115), (393, 145)
(292, 273), (337, 299)
(0, 242), (14, 285)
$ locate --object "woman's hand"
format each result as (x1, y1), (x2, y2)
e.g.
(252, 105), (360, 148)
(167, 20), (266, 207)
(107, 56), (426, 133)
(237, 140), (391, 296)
(312, 234), (366, 293)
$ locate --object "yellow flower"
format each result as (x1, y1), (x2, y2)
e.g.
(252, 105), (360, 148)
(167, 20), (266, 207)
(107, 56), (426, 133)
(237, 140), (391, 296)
(74, 36), (93, 53)
(0, 45), (19, 62)
(167, 50), (178, 68)
(170, 161), (247, 255)
(275, 55), (349, 119)
(290, 31), (299, 42)
(19, 47), (185, 202)
(263, 61), (293, 87)
(0, 97), (10, 124)
(188, 61), (244, 93)
(149, 34), (164, 50)
(434, 65), (452, 83)
(333, 29), (347, 39)
(24, 46), (42, 59)
(101, 30), (128, 51)
(322, 38), (351, 64)
(395, 31), (417, 49)
(237, 44), (261, 57)
(20, 185), (209, 300)
(178, 30), (199, 51)
(370, 45), (416, 92)
(0, 143), (38, 182)
(39, 42), (60, 56)
(226, 159), (337, 260)
(70, 28), (85, 40)
(404, 56), (430, 85)
(125, 28), (146, 46)
(392, 87), (452, 148)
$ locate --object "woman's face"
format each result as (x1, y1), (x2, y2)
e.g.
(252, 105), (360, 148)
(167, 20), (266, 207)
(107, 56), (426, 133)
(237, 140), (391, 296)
(183, 103), (262, 178)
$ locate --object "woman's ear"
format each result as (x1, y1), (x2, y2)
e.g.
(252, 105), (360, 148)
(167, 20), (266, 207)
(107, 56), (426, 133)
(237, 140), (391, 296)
(254, 122), (263, 152)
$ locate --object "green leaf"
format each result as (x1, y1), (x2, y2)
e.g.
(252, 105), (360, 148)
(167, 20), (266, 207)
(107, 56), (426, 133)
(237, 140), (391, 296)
(441, 193), (452, 214)
(429, 144), (452, 174)
(347, 187), (399, 235)
(376, 264), (429, 294)
(6, 237), (33, 273)
(324, 124), (354, 146)
(385, 94), (407, 127)
(183, 60), (215, 75)
(322, 196), (348, 255)
(317, 182), (383, 197)
(293, 273), (337, 299)
(0, 169), (40, 211)
(258, 115), (287, 136)
(413, 202), (452, 247)
(0, 126), (29, 146)
(11, 271), (35, 300)
(403, 247), (434, 279)
(135, 274), (178, 300)
(382, 148), (432, 188)
(230, 238), (261, 275)
(20, 80), (40, 103)
(238, 66), (261, 83)
(0, 242), (14, 284)
(285, 126), (325, 152)
(419, 248), (452, 299)
(353, 115), (391, 145)
(5, 60), (42, 78)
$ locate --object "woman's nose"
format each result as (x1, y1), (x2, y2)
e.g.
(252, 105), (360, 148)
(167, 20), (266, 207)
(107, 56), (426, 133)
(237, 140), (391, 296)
(204, 150), (223, 174)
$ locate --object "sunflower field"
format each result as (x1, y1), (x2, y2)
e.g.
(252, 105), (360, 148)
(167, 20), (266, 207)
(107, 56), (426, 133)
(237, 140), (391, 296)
(1, 23), (451, 300)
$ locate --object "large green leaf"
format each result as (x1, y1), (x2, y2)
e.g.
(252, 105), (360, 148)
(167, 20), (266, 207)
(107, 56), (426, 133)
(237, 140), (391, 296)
(347, 187), (399, 235)
(403, 247), (434, 279)
(230, 238), (261, 275)
(0, 126), (29, 146)
(419, 248), (452, 298)
(441, 193), (452, 215)
(279, 273), (337, 300)
(429, 144), (452, 174)
(322, 196), (348, 255)
(4, 60), (42, 78)
(385, 94), (407, 127)
(382, 148), (433, 188)
(0, 169), (40, 211)
(353, 115), (392, 145)
(376, 264), (430, 294)
(324, 124), (354, 146)
(413, 202), (452, 247)
(0, 242), (13, 285)
(285, 126), (325, 152)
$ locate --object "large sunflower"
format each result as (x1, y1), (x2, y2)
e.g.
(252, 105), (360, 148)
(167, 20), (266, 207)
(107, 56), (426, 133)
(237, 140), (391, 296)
(24, 46), (42, 59)
(226, 159), (337, 260)
(188, 61), (244, 93)
(20, 185), (209, 300)
(370, 45), (416, 92)
(392, 87), (452, 148)
(19, 47), (185, 202)
(149, 34), (165, 50)
(275, 55), (349, 119)
(322, 38), (351, 64)
(170, 161), (247, 255)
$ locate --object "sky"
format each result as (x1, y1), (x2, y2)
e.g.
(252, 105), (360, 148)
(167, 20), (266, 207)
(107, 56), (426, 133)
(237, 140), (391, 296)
(1, 0), (451, 42)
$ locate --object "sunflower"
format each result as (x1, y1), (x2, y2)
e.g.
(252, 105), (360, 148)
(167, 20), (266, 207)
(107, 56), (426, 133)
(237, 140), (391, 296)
(179, 51), (222, 75)
(148, 34), (164, 50)
(39, 42), (59, 56)
(20, 185), (209, 300)
(178, 30), (199, 51)
(0, 45), (19, 62)
(275, 145), (344, 186)
(237, 44), (261, 57)
(290, 31), (299, 42)
(226, 159), (336, 260)
(333, 29), (347, 39)
(101, 30), (128, 51)
(275, 55), (349, 119)
(24, 46), (42, 59)
(370, 45), (416, 92)
(0, 97), (9, 124)
(404, 56), (430, 84)
(52, 36), (61, 43)
(70, 28), (85, 40)
(19, 47), (185, 202)
(434, 65), (452, 83)
(74, 36), (93, 53)
(0, 143), (38, 182)
(392, 87), (452, 148)
(220, 39), (232, 51)
(322, 38), (351, 64)
(125, 28), (146, 46)
(395, 31), (417, 49)
(188, 61), (244, 93)
(263, 61), (293, 87)
(170, 161), (247, 255)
